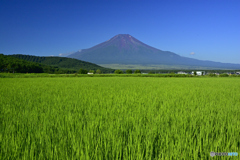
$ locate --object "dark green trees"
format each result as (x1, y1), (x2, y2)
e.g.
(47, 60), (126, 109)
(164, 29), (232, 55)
(78, 68), (88, 74)
(114, 70), (123, 74)
(0, 54), (44, 73)
(9, 54), (114, 73)
(134, 70), (141, 74)
(219, 73), (229, 77)
(126, 69), (132, 74)
(96, 69), (102, 74)
(89, 70), (96, 74)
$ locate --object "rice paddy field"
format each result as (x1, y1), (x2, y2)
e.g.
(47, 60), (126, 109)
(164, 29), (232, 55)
(0, 77), (240, 159)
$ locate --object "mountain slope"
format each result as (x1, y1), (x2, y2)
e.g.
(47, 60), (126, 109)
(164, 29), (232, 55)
(68, 34), (240, 69)
(9, 54), (115, 73)
(69, 34), (180, 64)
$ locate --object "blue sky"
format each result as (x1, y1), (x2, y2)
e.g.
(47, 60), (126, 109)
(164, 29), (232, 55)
(0, 0), (239, 64)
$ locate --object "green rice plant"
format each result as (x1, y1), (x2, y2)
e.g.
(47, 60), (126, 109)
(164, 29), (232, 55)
(0, 77), (239, 159)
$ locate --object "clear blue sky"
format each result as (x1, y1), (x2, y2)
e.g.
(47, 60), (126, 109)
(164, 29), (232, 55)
(1, 0), (240, 64)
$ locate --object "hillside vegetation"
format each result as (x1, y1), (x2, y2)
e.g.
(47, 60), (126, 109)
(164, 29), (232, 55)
(9, 54), (114, 73)
(0, 54), (77, 74)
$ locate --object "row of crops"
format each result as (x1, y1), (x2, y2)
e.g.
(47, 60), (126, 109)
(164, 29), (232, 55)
(1, 77), (239, 159)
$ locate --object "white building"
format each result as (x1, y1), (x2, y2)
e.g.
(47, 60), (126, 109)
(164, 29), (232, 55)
(87, 72), (93, 74)
(192, 71), (205, 76)
(177, 71), (187, 74)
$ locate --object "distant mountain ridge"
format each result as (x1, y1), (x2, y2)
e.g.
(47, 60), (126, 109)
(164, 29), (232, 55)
(68, 34), (240, 69)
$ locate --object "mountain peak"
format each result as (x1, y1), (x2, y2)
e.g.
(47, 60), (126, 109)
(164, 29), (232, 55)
(68, 34), (177, 64)
(111, 34), (133, 40)
(67, 34), (240, 69)
(115, 34), (131, 36)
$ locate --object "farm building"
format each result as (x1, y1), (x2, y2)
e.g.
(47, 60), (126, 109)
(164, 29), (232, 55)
(87, 72), (93, 74)
(192, 71), (205, 76)
(177, 71), (187, 74)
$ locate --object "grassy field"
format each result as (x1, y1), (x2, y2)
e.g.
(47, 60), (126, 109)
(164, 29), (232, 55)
(98, 64), (225, 70)
(1, 73), (239, 78)
(1, 77), (239, 159)
(0, 73), (195, 78)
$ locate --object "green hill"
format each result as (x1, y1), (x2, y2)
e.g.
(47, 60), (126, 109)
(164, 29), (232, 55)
(0, 54), (77, 74)
(8, 54), (114, 73)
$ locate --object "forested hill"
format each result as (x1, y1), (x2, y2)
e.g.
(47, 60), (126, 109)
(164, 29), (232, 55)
(0, 54), (77, 73)
(9, 54), (114, 73)
(1, 54), (43, 73)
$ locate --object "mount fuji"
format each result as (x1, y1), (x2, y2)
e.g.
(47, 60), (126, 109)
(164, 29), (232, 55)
(68, 34), (240, 69)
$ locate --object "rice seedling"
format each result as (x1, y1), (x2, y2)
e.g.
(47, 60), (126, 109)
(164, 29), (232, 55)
(0, 77), (239, 159)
